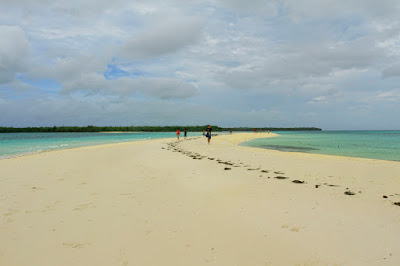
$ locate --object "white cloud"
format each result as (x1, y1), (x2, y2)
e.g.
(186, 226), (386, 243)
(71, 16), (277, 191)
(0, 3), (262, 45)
(382, 64), (400, 78)
(0, 26), (30, 84)
(1, 0), (400, 129)
(120, 17), (205, 59)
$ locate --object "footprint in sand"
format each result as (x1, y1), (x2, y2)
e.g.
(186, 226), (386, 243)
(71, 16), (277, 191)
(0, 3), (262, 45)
(73, 202), (95, 211)
(63, 242), (90, 249)
(282, 224), (304, 232)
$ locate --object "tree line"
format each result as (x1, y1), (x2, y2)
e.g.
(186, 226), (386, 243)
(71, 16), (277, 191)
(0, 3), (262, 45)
(0, 126), (321, 133)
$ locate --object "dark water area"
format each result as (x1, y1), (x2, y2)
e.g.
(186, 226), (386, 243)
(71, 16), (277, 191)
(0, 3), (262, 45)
(258, 145), (319, 152)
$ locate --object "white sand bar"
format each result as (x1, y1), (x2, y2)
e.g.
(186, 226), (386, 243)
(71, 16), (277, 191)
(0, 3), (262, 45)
(1, 133), (400, 265)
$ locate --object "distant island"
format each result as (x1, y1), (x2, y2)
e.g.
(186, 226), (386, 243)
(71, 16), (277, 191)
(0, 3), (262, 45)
(0, 126), (321, 133)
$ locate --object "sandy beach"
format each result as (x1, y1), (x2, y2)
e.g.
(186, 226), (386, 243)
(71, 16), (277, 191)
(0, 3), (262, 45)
(1, 133), (400, 265)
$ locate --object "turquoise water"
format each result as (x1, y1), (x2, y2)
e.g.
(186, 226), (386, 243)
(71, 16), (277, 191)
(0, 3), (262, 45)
(0, 132), (205, 159)
(241, 131), (400, 162)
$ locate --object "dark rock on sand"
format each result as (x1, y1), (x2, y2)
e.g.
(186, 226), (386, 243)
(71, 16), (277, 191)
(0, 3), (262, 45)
(344, 191), (356, 196)
(274, 176), (288, 180)
(383, 195), (388, 198)
(393, 202), (400, 206)
(274, 171), (284, 174)
(292, 180), (304, 184)
(261, 170), (269, 173)
(224, 167), (231, 170)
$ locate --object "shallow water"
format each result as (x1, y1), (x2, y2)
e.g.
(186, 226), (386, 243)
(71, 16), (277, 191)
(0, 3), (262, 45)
(0, 132), (205, 159)
(240, 131), (400, 161)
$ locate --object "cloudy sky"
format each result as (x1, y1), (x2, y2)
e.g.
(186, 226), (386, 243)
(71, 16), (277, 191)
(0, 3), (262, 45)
(1, 0), (400, 130)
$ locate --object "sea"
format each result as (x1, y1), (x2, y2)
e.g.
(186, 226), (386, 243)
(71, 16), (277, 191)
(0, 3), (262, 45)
(240, 130), (400, 162)
(1, 131), (400, 162)
(0, 131), (205, 159)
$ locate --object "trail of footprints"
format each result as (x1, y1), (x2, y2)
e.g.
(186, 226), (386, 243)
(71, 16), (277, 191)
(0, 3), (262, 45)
(163, 139), (333, 185)
(162, 139), (400, 206)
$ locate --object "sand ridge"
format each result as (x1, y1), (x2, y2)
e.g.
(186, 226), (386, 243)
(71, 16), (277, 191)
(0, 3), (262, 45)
(1, 133), (400, 265)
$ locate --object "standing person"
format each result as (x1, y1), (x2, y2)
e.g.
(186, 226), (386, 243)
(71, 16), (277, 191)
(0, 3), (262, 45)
(176, 129), (180, 140)
(205, 125), (212, 144)
(184, 129), (187, 138)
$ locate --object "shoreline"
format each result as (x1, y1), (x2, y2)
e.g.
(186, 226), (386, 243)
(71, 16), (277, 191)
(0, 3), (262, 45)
(3, 131), (400, 164)
(1, 133), (400, 265)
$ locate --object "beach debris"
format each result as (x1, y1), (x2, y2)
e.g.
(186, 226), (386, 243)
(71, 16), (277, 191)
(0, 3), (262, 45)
(292, 180), (304, 184)
(274, 176), (288, 180)
(344, 191), (356, 196)
(224, 167), (231, 170)
(315, 185), (319, 188)
(383, 195), (388, 198)
(261, 170), (269, 173)
(393, 202), (400, 206)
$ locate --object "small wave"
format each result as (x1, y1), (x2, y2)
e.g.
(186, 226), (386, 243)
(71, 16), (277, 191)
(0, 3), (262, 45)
(47, 144), (70, 148)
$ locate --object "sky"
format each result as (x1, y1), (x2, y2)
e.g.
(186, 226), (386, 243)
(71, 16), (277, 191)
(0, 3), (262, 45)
(1, 0), (400, 130)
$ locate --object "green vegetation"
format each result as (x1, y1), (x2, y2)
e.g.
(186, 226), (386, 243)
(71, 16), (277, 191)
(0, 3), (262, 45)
(0, 126), (321, 133)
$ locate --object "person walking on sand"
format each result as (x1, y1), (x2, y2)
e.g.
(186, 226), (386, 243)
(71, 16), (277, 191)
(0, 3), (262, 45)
(205, 125), (212, 144)
(176, 129), (180, 140)
(184, 129), (187, 138)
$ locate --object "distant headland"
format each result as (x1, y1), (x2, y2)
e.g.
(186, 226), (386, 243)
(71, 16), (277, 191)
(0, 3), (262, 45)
(0, 126), (322, 133)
